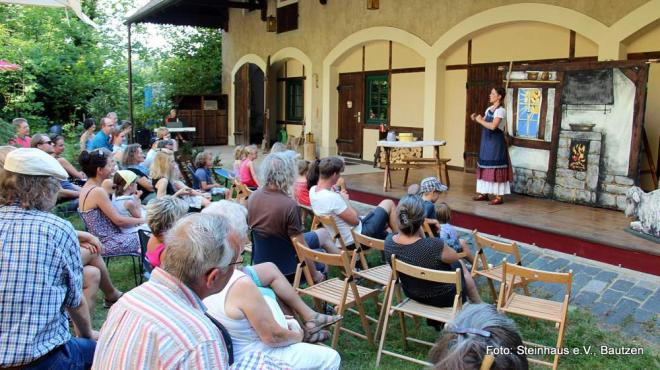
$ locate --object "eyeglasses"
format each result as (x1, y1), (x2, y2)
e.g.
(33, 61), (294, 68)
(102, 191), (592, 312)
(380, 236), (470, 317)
(40, 140), (52, 145)
(228, 260), (243, 267)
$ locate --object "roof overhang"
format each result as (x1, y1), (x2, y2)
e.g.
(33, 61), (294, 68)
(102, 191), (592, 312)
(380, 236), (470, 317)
(125, 0), (266, 30)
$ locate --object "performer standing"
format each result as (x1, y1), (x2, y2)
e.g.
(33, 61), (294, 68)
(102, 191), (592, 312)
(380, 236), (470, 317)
(470, 87), (512, 205)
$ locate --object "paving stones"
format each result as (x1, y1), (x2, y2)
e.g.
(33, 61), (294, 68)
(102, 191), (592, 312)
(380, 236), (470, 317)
(582, 279), (609, 294)
(641, 290), (660, 312)
(626, 286), (653, 302)
(573, 292), (599, 307)
(610, 279), (635, 292)
(604, 298), (639, 326)
(594, 271), (618, 283)
(599, 289), (624, 305)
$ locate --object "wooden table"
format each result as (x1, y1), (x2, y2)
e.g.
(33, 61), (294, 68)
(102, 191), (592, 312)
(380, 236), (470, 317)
(377, 140), (447, 192)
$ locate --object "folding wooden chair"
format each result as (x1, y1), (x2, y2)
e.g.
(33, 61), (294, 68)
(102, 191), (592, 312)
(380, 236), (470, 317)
(292, 238), (379, 348)
(298, 204), (319, 231)
(315, 214), (350, 250)
(481, 354), (495, 370)
(497, 262), (572, 370)
(471, 230), (529, 300)
(376, 256), (463, 367)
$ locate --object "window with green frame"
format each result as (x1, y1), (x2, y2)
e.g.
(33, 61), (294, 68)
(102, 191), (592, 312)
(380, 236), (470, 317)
(285, 79), (304, 121)
(365, 74), (389, 125)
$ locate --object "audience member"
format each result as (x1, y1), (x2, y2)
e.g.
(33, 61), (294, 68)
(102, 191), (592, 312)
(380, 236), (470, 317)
(8, 117), (31, 148)
(193, 151), (231, 198)
(80, 118), (96, 152)
(436, 202), (465, 253)
(119, 120), (132, 147)
(145, 195), (189, 268)
(429, 303), (528, 370)
(106, 112), (118, 127)
(308, 156), (398, 248)
(111, 170), (148, 234)
(239, 144), (259, 188)
(156, 126), (178, 152)
(109, 127), (125, 162)
(150, 151), (210, 210)
(143, 138), (160, 168)
(384, 195), (480, 317)
(270, 141), (287, 153)
(293, 159), (311, 206)
(418, 176), (448, 234)
(0, 148), (97, 369)
(203, 200), (342, 369)
(78, 149), (143, 256)
(33, 133), (80, 204)
(249, 152), (338, 282)
(51, 134), (87, 181)
(232, 145), (245, 177)
(92, 213), (290, 369)
(88, 117), (114, 151)
(122, 144), (155, 203)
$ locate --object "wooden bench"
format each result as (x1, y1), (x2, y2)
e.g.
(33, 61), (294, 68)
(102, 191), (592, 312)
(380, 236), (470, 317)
(402, 156), (451, 188)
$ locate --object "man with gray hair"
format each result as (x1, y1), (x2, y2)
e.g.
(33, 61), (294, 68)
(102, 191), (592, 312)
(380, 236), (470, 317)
(248, 152), (338, 283)
(88, 117), (114, 151)
(92, 213), (290, 369)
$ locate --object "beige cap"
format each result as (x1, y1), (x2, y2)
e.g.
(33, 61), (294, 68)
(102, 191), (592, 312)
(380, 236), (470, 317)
(116, 170), (138, 190)
(3, 148), (68, 180)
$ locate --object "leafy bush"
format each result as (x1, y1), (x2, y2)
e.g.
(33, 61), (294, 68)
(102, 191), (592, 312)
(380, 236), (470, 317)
(0, 118), (14, 145)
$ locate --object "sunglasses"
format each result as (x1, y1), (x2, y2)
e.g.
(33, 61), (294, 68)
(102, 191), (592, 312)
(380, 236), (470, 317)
(40, 140), (52, 145)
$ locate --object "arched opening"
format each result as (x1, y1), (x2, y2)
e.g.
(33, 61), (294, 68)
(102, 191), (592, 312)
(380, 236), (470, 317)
(269, 57), (307, 147)
(233, 63), (265, 146)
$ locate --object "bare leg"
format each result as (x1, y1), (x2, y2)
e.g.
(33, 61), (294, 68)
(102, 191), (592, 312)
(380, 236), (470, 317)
(80, 248), (122, 301)
(459, 260), (481, 303)
(82, 265), (100, 317)
(252, 262), (319, 320)
(377, 199), (399, 233)
(313, 228), (339, 254)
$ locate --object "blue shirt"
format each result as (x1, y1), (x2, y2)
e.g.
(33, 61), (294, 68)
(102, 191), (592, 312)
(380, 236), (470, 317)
(88, 130), (112, 151)
(0, 206), (83, 366)
(423, 200), (436, 219)
(193, 168), (213, 190)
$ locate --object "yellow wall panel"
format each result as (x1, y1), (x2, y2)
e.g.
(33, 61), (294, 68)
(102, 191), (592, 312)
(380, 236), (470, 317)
(362, 129), (380, 160)
(391, 42), (424, 69)
(441, 70), (468, 167)
(365, 41), (389, 71)
(472, 22), (569, 63)
(390, 72), (424, 127)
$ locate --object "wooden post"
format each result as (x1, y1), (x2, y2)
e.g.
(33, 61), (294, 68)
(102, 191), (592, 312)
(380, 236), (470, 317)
(127, 23), (134, 130)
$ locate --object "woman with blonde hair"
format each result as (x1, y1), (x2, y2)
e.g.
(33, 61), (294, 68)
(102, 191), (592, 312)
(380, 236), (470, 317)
(239, 145), (259, 188)
(150, 151), (209, 211)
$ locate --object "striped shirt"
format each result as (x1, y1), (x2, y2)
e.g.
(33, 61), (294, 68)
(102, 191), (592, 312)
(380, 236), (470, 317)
(0, 205), (83, 367)
(92, 268), (290, 370)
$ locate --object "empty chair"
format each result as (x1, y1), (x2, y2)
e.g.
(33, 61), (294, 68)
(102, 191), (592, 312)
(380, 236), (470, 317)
(497, 261), (572, 369)
(471, 230), (529, 300)
(377, 255), (463, 367)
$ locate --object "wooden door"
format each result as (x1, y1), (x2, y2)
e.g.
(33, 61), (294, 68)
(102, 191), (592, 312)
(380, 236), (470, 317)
(234, 64), (250, 146)
(337, 73), (364, 158)
(464, 64), (503, 172)
(263, 55), (272, 149)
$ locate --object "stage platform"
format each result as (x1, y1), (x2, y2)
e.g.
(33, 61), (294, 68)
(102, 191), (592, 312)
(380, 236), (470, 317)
(343, 168), (659, 276)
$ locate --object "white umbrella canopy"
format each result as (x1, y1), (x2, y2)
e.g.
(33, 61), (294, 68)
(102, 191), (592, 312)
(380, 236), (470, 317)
(0, 0), (98, 27)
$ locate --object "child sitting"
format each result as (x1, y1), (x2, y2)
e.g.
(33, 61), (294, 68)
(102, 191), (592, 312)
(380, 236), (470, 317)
(232, 145), (245, 178)
(193, 151), (231, 199)
(436, 202), (465, 253)
(111, 170), (149, 234)
(293, 159), (311, 206)
(418, 176), (448, 234)
(239, 144), (259, 189)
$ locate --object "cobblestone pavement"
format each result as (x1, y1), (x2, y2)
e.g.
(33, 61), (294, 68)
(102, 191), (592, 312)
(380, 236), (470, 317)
(350, 201), (659, 345)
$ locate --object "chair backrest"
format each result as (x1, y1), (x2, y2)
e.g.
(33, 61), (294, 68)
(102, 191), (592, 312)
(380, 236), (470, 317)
(472, 230), (522, 271)
(292, 237), (352, 288)
(422, 220), (435, 238)
(251, 230), (298, 276)
(480, 354), (495, 370)
(498, 261), (573, 307)
(391, 255), (463, 311)
(298, 204), (319, 231)
(137, 229), (154, 274)
(175, 154), (195, 188)
(351, 231), (385, 252)
(316, 214), (348, 249)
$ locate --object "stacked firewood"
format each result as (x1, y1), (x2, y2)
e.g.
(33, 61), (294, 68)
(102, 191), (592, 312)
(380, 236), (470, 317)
(377, 147), (422, 169)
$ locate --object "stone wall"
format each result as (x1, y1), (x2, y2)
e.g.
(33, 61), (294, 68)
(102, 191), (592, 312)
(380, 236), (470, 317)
(598, 175), (635, 209)
(553, 130), (602, 205)
(512, 167), (552, 197)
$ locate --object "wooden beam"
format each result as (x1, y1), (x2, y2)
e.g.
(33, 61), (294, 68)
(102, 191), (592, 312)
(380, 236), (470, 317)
(628, 65), (650, 178)
(467, 39), (472, 65)
(511, 138), (552, 150)
(569, 30), (576, 60)
(628, 51), (660, 60)
(546, 71), (565, 188)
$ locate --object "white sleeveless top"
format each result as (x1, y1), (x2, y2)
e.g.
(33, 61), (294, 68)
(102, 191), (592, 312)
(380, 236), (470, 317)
(111, 195), (148, 234)
(204, 270), (287, 361)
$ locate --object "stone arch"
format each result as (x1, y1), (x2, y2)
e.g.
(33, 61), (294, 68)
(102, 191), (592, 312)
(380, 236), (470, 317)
(321, 27), (432, 156)
(613, 0), (660, 43)
(229, 54), (267, 145)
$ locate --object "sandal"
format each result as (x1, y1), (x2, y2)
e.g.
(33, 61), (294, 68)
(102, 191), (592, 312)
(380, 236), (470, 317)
(304, 329), (331, 344)
(473, 193), (489, 201)
(103, 292), (124, 309)
(304, 312), (343, 336)
(489, 197), (504, 205)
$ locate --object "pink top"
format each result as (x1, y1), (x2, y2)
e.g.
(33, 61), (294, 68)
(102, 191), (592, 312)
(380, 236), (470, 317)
(293, 179), (311, 206)
(239, 159), (258, 188)
(9, 136), (31, 148)
(146, 243), (165, 268)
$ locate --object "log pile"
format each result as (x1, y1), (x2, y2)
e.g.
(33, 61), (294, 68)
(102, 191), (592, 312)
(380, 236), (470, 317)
(378, 147), (422, 169)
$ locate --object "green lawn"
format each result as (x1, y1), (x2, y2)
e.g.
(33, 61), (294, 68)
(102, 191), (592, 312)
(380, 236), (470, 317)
(62, 212), (658, 369)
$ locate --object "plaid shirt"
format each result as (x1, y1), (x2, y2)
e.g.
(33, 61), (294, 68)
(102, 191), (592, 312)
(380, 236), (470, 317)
(93, 268), (291, 370)
(0, 205), (83, 367)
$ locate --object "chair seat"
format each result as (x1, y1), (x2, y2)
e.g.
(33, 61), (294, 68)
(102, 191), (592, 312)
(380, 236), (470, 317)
(501, 293), (564, 322)
(355, 264), (391, 286)
(299, 278), (378, 306)
(392, 298), (457, 322)
(475, 265), (526, 285)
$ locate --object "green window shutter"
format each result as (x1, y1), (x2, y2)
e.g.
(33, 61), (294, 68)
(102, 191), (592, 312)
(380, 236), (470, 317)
(365, 74), (389, 125)
(286, 79), (304, 121)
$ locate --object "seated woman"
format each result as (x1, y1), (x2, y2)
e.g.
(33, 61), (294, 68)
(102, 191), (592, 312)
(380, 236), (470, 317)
(145, 195), (189, 268)
(384, 195), (480, 312)
(109, 128), (125, 162)
(150, 151), (210, 211)
(121, 144), (155, 204)
(293, 159), (311, 207)
(429, 303), (528, 370)
(111, 170), (149, 234)
(51, 134), (86, 182)
(308, 156), (398, 248)
(79, 118), (95, 153)
(78, 149), (144, 257)
(203, 200), (342, 370)
(192, 151), (231, 199)
(239, 144), (259, 189)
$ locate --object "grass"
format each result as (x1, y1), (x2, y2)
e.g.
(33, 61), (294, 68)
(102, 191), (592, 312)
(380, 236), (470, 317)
(61, 212), (659, 369)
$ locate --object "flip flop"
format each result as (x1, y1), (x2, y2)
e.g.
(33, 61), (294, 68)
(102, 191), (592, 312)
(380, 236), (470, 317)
(304, 329), (331, 344)
(103, 292), (124, 309)
(304, 312), (343, 336)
